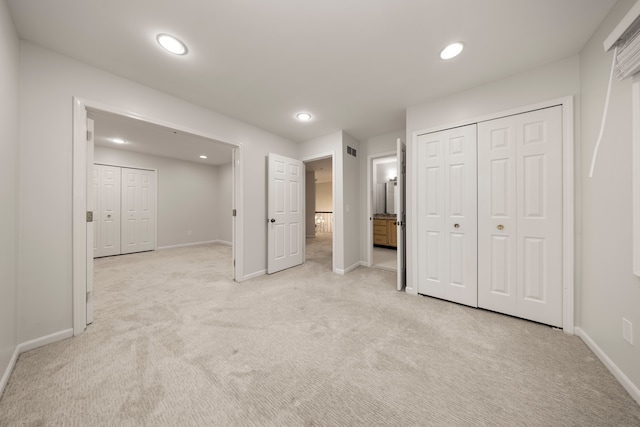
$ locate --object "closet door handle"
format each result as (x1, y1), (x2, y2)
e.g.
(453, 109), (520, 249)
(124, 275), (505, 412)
(453, 223), (460, 228)
(269, 218), (276, 223)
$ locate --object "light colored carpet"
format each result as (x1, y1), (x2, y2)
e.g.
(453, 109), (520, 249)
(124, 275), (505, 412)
(1, 237), (640, 426)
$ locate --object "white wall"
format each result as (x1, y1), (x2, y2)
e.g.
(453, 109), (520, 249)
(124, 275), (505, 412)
(18, 41), (298, 343)
(405, 55), (581, 295)
(94, 146), (231, 247)
(217, 162), (233, 244)
(579, 0), (640, 396)
(315, 182), (332, 212)
(342, 132), (361, 272)
(305, 171), (315, 237)
(0, 0), (20, 389)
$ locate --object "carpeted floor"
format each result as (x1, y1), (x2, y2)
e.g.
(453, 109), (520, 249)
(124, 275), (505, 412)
(1, 235), (639, 426)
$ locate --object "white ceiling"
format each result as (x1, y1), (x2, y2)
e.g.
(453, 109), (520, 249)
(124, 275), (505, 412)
(91, 110), (233, 166)
(8, 0), (616, 143)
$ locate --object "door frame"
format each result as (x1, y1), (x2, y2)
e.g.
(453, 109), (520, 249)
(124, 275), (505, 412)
(72, 97), (244, 336)
(366, 150), (397, 268)
(302, 152), (336, 273)
(409, 96), (575, 334)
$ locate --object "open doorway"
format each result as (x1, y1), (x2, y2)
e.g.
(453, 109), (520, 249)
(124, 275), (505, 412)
(72, 97), (243, 336)
(304, 156), (334, 271)
(370, 155), (398, 271)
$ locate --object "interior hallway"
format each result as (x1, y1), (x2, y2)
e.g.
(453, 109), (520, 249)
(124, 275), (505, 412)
(0, 240), (639, 425)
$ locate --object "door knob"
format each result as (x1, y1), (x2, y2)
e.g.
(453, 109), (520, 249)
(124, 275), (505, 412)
(454, 223), (460, 228)
(270, 218), (276, 223)
(497, 224), (504, 230)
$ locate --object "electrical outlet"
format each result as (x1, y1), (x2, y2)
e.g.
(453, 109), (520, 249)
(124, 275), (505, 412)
(623, 318), (633, 345)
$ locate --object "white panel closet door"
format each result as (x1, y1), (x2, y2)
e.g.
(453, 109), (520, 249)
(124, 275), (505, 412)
(121, 168), (156, 255)
(417, 124), (478, 307)
(478, 106), (563, 327)
(267, 153), (304, 274)
(94, 164), (121, 258)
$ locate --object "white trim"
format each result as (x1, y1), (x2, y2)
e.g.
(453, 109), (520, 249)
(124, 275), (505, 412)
(335, 261), (361, 275)
(0, 346), (19, 396)
(18, 329), (74, 354)
(73, 97), (244, 334)
(156, 240), (230, 250)
(575, 327), (640, 405)
(243, 269), (266, 281)
(301, 151), (336, 274)
(409, 97), (575, 334)
(1, 329), (75, 396)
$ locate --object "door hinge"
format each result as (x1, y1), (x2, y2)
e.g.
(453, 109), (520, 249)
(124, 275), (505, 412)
(86, 130), (92, 141)
(86, 211), (94, 222)
(232, 209), (237, 217)
(234, 259), (236, 267)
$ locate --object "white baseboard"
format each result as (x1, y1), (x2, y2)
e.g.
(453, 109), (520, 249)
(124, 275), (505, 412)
(214, 240), (232, 246)
(243, 269), (266, 281)
(1, 328), (73, 397)
(575, 327), (640, 405)
(0, 346), (19, 397)
(18, 329), (74, 354)
(157, 240), (221, 250)
(335, 261), (362, 275)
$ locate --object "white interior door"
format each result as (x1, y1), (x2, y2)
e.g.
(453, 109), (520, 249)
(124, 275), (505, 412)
(94, 164), (121, 258)
(478, 106), (563, 327)
(268, 153), (304, 274)
(417, 124), (478, 306)
(86, 118), (95, 325)
(396, 138), (407, 290)
(121, 167), (156, 255)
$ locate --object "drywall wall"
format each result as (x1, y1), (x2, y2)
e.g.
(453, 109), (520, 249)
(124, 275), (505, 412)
(217, 162), (233, 244)
(579, 0), (640, 397)
(18, 41), (297, 343)
(305, 171), (315, 237)
(315, 182), (332, 212)
(0, 0), (19, 389)
(94, 146), (230, 247)
(405, 55), (581, 295)
(342, 132), (361, 272)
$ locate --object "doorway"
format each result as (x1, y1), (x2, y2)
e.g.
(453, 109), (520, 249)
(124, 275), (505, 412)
(370, 155), (398, 271)
(303, 155), (335, 272)
(72, 97), (244, 336)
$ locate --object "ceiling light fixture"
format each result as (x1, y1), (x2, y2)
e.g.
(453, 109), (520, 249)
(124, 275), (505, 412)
(296, 112), (312, 121)
(199, 155), (208, 159)
(156, 33), (188, 55)
(109, 138), (127, 144)
(440, 42), (464, 60)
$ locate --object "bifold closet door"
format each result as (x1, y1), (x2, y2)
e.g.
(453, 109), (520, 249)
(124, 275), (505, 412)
(121, 167), (156, 254)
(94, 164), (122, 258)
(416, 124), (478, 307)
(477, 106), (563, 327)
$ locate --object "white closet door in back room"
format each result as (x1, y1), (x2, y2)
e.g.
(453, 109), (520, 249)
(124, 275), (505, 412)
(94, 164), (122, 257)
(121, 168), (156, 255)
(477, 106), (563, 327)
(416, 124), (478, 307)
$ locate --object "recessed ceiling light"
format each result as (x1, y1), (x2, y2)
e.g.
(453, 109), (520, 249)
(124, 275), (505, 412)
(199, 155), (207, 159)
(156, 34), (188, 55)
(109, 138), (127, 144)
(296, 112), (312, 121)
(440, 42), (464, 60)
